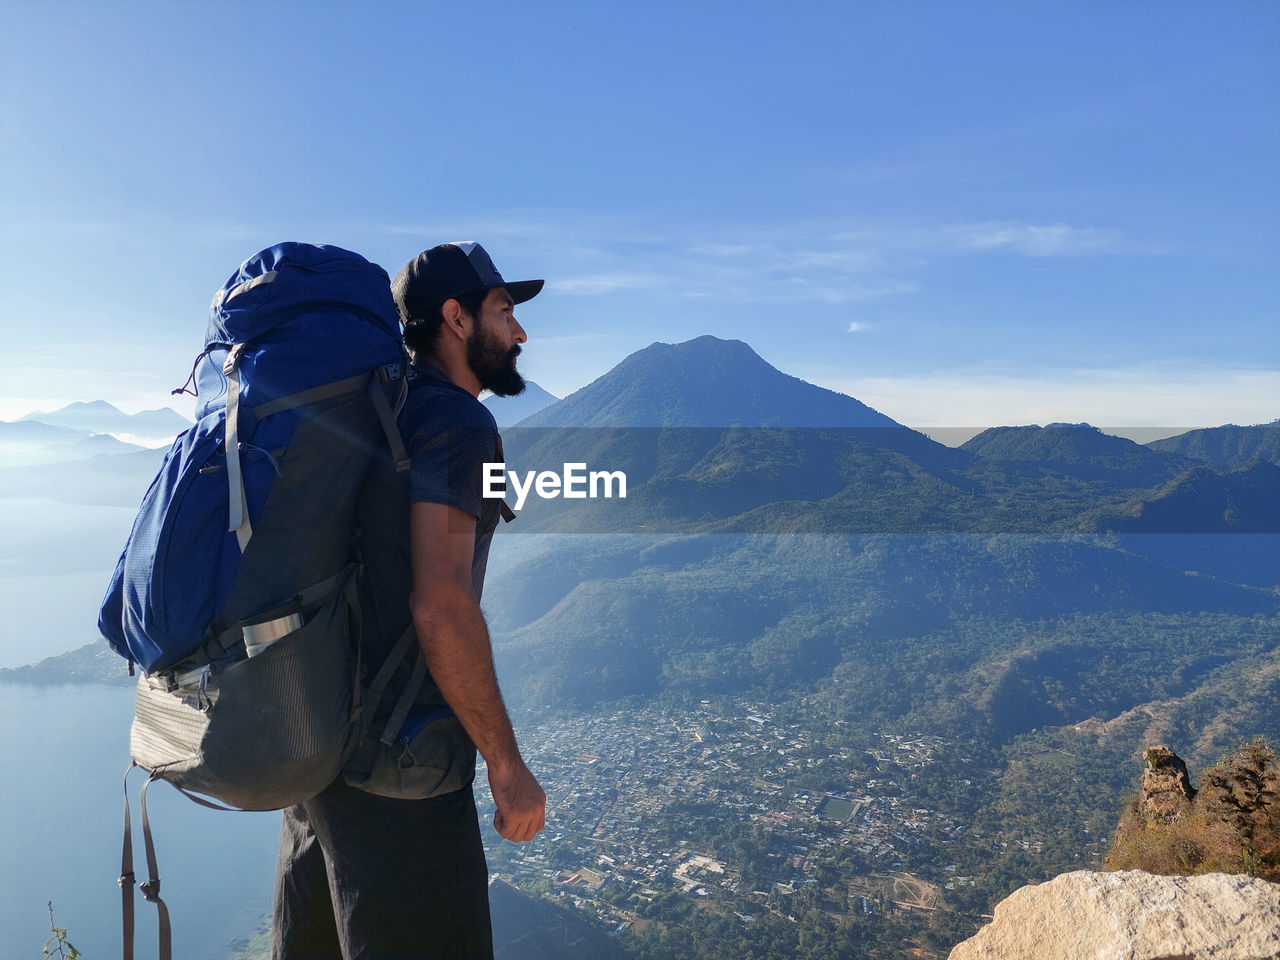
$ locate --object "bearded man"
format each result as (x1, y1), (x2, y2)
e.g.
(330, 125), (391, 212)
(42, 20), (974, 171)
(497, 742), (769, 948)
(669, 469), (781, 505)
(273, 242), (547, 959)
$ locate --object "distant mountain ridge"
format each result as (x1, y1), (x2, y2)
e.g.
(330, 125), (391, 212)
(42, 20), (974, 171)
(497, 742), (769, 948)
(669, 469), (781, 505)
(2, 342), (1271, 536)
(500, 336), (971, 533)
(518, 335), (902, 428)
(964, 422), (1166, 464)
(0, 446), (167, 505)
(1, 400), (188, 467)
(960, 422), (1194, 487)
(484, 380), (559, 427)
(1146, 420), (1280, 468)
(1092, 460), (1280, 534)
(0, 417), (148, 467)
(18, 400), (190, 443)
(493, 338), (1276, 536)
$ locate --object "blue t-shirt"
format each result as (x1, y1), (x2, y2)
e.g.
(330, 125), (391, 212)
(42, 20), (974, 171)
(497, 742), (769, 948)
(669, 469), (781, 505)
(354, 362), (505, 717)
(398, 361), (505, 596)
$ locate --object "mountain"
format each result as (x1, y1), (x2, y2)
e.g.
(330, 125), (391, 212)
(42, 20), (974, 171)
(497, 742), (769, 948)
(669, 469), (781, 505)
(484, 381), (560, 427)
(485, 533), (1280, 712)
(1088, 460), (1280, 534)
(0, 642), (134, 685)
(496, 342), (1277, 536)
(19, 400), (190, 444)
(0, 446), (167, 506)
(61, 433), (146, 457)
(959, 422), (1199, 492)
(0, 400), (184, 483)
(0, 420), (88, 444)
(1146, 420), (1280, 468)
(518, 336), (902, 428)
(0, 419), (149, 467)
(499, 336), (972, 533)
(962, 422), (1126, 460)
(0, 420), (92, 467)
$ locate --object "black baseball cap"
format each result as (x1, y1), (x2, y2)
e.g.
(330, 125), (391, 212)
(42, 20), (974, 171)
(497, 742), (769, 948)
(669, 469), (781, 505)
(392, 241), (544, 323)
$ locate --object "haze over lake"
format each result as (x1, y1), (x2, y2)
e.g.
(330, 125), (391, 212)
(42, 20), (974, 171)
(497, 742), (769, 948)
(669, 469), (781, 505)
(0, 499), (138, 668)
(0, 684), (279, 958)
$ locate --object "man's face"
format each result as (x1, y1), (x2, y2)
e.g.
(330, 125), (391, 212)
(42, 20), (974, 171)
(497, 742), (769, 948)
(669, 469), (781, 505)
(466, 286), (527, 397)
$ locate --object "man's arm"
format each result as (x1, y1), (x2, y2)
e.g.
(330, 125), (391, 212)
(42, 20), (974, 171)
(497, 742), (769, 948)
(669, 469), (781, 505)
(408, 500), (546, 843)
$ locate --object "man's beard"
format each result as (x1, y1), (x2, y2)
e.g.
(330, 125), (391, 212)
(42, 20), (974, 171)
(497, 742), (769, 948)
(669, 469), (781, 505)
(467, 321), (526, 397)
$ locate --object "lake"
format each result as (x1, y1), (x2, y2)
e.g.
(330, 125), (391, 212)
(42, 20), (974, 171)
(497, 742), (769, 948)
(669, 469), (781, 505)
(0, 683), (279, 958)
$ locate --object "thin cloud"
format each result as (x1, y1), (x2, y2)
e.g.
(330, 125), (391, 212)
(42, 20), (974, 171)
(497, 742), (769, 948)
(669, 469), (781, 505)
(830, 221), (1124, 258)
(688, 243), (758, 258)
(935, 222), (1119, 257)
(553, 273), (662, 296)
(814, 366), (1280, 432)
(668, 220), (1124, 302)
(527, 333), (611, 346)
(360, 212), (1132, 306)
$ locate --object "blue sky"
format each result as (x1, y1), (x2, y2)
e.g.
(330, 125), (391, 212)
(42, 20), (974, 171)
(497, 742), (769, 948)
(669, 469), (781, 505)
(1, 0), (1276, 433)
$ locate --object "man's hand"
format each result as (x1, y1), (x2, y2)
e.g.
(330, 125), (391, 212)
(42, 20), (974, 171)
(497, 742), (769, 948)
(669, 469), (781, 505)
(488, 759), (546, 842)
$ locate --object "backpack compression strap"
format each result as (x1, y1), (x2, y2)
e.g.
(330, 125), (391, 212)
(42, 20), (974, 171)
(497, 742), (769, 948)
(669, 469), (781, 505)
(222, 355), (410, 554)
(343, 623), (426, 783)
(250, 363), (408, 472)
(223, 345), (252, 551)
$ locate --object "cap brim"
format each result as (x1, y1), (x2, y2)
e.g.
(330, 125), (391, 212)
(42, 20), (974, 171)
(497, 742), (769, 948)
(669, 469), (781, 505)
(505, 279), (544, 304)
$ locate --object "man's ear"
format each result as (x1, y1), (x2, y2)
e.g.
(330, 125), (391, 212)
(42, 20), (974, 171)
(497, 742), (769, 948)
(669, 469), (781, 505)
(440, 298), (472, 342)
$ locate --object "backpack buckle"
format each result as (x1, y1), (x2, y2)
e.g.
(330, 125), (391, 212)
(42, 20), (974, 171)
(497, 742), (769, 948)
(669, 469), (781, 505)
(222, 343), (246, 376)
(376, 362), (405, 383)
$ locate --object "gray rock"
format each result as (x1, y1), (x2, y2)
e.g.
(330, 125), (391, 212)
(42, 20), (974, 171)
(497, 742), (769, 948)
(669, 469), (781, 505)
(949, 870), (1280, 960)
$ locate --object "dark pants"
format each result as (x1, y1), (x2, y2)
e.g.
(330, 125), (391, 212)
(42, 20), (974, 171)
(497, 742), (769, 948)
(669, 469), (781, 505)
(273, 778), (493, 960)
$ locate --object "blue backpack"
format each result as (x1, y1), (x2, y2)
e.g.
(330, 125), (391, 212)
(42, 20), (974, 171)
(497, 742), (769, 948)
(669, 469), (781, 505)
(98, 242), (413, 960)
(100, 242), (408, 674)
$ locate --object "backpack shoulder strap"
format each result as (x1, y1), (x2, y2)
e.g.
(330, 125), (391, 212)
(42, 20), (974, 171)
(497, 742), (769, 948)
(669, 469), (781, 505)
(368, 374), (409, 473)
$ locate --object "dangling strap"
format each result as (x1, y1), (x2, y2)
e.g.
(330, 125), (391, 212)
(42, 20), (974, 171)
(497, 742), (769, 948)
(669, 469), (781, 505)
(170, 351), (204, 398)
(120, 764), (239, 960)
(119, 764), (137, 960)
(167, 782), (242, 812)
(139, 774), (173, 960)
(223, 344), (252, 552)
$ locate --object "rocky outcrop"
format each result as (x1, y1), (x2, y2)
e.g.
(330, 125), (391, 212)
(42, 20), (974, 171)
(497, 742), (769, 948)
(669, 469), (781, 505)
(1107, 739), (1279, 881)
(948, 870), (1280, 960)
(1143, 744), (1198, 821)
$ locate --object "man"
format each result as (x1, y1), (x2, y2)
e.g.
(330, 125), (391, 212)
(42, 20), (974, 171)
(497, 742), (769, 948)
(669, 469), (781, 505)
(273, 242), (547, 959)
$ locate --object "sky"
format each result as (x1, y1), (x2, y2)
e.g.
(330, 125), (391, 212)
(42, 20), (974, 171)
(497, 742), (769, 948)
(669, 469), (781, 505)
(1, 0), (1277, 434)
